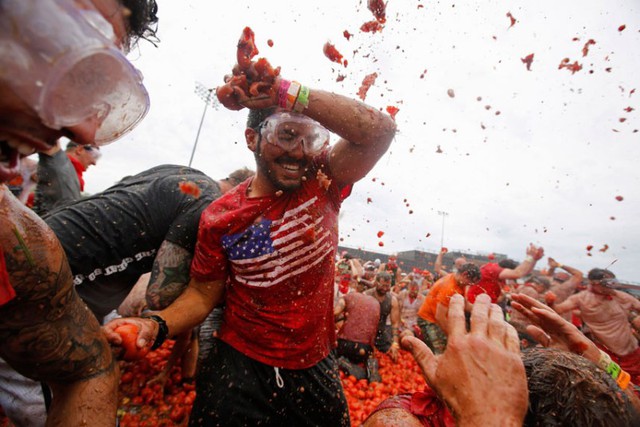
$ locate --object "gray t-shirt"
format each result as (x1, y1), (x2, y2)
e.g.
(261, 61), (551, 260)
(34, 150), (81, 216)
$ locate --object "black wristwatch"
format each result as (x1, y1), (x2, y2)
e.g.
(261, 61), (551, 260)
(142, 314), (169, 350)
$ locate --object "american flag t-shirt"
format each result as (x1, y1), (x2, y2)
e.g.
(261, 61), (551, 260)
(222, 196), (333, 288)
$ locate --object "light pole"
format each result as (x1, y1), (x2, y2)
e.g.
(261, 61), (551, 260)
(437, 211), (449, 249)
(189, 82), (218, 167)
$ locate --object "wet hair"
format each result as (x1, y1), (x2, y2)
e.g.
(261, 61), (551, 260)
(523, 347), (639, 426)
(529, 275), (551, 290)
(498, 258), (518, 269)
(120, 0), (159, 49)
(225, 167), (254, 186)
(588, 268), (615, 281)
(458, 263), (481, 283)
(376, 271), (392, 282)
(247, 107), (278, 131)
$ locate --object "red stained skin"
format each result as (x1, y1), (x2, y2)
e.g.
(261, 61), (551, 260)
(386, 105), (399, 119)
(360, 20), (384, 33)
(521, 53), (534, 71)
(569, 342), (590, 354)
(358, 72), (378, 101)
(368, 0), (387, 23)
(323, 42), (344, 65)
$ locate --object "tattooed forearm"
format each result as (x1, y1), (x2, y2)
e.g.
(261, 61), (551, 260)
(0, 235), (114, 383)
(146, 241), (192, 310)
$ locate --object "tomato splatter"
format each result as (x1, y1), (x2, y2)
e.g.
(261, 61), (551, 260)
(378, 241), (384, 247)
(302, 227), (316, 244)
(267, 39), (274, 47)
(368, 0), (387, 23)
(558, 58), (583, 74)
(599, 244), (609, 253)
(618, 24), (626, 32)
(323, 42), (344, 65)
(367, 197), (372, 204)
(425, 233), (431, 238)
(360, 20), (384, 33)
(178, 181), (201, 198)
(447, 88), (455, 98)
(506, 11), (517, 28)
(624, 106), (634, 112)
(582, 39), (596, 57)
(521, 53), (534, 71)
(358, 72), (378, 101)
(386, 105), (400, 120)
(615, 195), (624, 201)
(419, 69), (427, 79)
(488, 253), (496, 260)
(336, 74), (346, 82)
(343, 30), (353, 41)
(377, 231), (384, 238)
(569, 342), (590, 355)
(316, 169), (332, 191)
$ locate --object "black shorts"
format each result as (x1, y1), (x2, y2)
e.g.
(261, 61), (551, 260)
(190, 339), (350, 427)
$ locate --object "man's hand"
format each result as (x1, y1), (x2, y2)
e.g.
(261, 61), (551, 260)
(103, 317), (158, 352)
(402, 294), (527, 426)
(510, 293), (599, 363)
(547, 257), (559, 269)
(389, 343), (399, 362)
(526, 243), (544, 261)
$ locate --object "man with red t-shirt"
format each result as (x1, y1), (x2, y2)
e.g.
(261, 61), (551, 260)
(466, 244), (544, 304)
(105, 69), (396, 425)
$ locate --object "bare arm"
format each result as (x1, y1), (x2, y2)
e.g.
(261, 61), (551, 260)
(146, 240), (193, 310)
(548, 257), (583, 287)
(104, 278), (224, 349)
(434, 248), (447, 277)
(334, 297), (346, 320)
(499, 243), (544, 280)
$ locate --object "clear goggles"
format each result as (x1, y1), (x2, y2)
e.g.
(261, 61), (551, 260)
(0, 0), (149, 145)
(259, 112), (330, 155)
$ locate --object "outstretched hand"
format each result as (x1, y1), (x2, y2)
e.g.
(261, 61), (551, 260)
(510, 293), (599, 362)
(103, 317), (159, 352)
(402, 294), (527, 426)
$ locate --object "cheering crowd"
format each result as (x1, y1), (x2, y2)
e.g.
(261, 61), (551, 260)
(1, 1), (639, 426)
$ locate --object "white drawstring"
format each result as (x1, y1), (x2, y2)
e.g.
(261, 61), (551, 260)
(274, 367), (284, 388)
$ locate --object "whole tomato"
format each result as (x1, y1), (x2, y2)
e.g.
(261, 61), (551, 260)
(115, 324), (150, 361)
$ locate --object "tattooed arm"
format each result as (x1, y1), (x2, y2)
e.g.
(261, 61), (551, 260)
(0, 187), (118, 426)
(145, 240), (193, 310)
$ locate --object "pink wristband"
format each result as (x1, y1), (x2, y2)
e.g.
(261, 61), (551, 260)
(278, 79), (291, 109)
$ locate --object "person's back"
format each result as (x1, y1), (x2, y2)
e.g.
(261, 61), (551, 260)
(338, 292), (380, 346)
(44, 164), (220, 320)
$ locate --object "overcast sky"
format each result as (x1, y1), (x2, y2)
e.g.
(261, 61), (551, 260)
(62, 0), (639, 281)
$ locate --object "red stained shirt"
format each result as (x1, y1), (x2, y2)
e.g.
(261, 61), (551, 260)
(467, 263), (504, 303)
(191, 152), (351, 369)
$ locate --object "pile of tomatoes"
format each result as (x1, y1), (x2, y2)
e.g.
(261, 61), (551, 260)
(0, 341), (428, 426)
